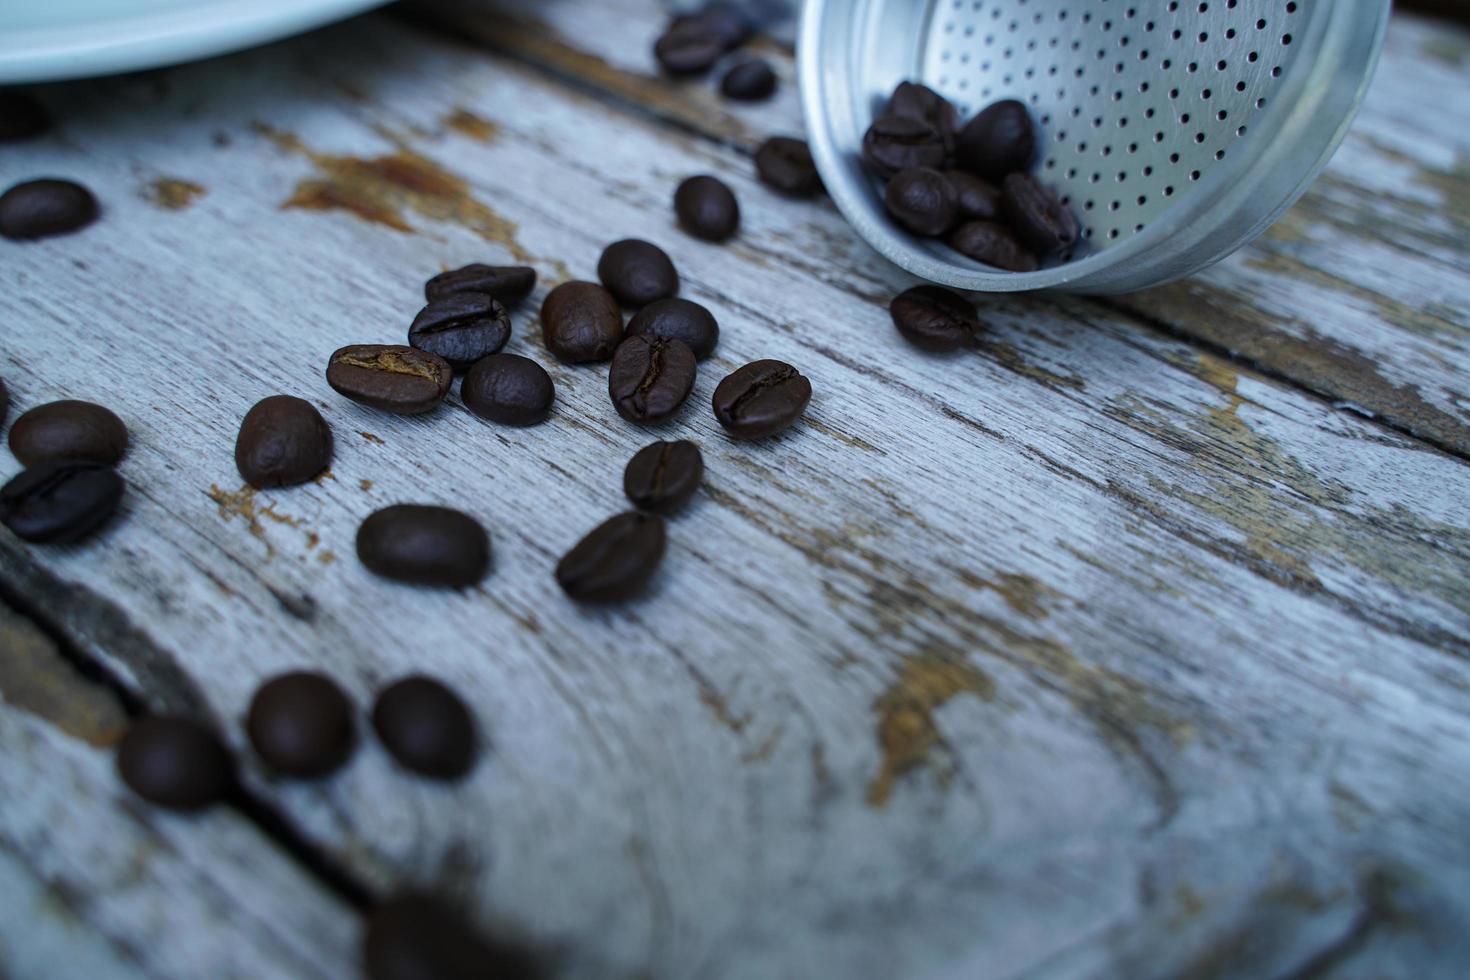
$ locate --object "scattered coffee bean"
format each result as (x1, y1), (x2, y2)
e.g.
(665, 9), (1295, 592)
(326, 345), (453, 415)
(0, 91), (49, 142)
(608, 336), (697, 425)
(357, 504), (490, 588)
(0, 178), (98, 240)
(234, 396), (332, 489)
(247, 671), (355, 778)
(408, 292), (510, 370)
(116, 716), (232, 811)
(653, 18), (725, 75)
(597, 239), (679, 307)
(889, 286), (980, 353)
(884, 168), (958, 237)
(886, 82), (958, 153)
(674, 175), (740, 242)
(0, 459), (123, 543)
(462, 353), (554, 426)
(944, 170), (1002, 222)
(624, 440), (703, 515)
(956, 99), (1037, 181)
(721, 59), (777, 100)
(8, 399), (127, 466)
(371, 676), (476, 780)
(1001, 173), (1080, 255)
(947, 220), (1040, 272)
(364, 893), (541, 980)
(755, 137), (822, 197)
(556, 511), (667, 603)
(711, 359), (812, 440)
(425, 264), (536, 306)
(625, 297), (719, 359)
(862, 115), (948, 179)
(540, 281), (623, 363)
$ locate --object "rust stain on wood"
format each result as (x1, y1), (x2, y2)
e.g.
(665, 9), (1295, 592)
(205, 484), (308, 557)
(443, 108), (500, 143)
(959, 570), (1063, 621)
(317, 550), (338, 565)
(0, 603), (129, 747)
(144, 178), (206, 211)
(698, 685), (751, 735)
(866, 652), (996, 808)
(740, 724), (784, 764)
(255, 123), (531, 261)
(360, 431), (385, 445)
(359, 478), (374, 490)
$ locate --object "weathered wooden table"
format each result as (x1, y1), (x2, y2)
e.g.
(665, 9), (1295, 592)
(2, 2), (1468, 977)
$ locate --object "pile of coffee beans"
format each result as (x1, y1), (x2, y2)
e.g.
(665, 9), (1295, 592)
(863, 83), (1079, 271)
(0, 398), (128, 543)
(653, 3), (777, 104)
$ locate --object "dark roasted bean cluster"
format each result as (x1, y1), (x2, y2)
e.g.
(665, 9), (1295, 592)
(653, 2), (778, 105)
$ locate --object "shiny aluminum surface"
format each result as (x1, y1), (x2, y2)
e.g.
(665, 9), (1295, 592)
(798, 0), (1390, 293)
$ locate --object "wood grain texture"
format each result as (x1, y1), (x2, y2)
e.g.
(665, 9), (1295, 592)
(1, 9), (1468, 979)
(418, 0), (1470, 456)
(0, 601), (360, 980)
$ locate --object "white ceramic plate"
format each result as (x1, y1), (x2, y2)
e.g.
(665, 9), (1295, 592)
(0, 0), (392, 84)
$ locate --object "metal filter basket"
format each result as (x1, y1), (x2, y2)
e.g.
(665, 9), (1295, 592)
(797, 0), (1390, 293)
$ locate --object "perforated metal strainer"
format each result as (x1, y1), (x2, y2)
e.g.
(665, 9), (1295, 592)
(798, 0), (1390, 293)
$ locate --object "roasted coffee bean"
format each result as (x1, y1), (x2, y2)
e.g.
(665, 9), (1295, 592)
(721, 59), (777, 100)
(886, 82), (958, 152)
(597, 239), (679, 307)
(956, 99), (1037, 181)
(356, 505), (490, 588)
(371, 676), (476, 779)
(944, 170), (1002, 221)
(947, 220), (1040, 272)
(0, 91), (49, 142)
(889, 286), (980, 353)
(116, 716), (232, 812)
(608, 336), (697, 425)
(462, 353), (554, 426)
(326, 345), (453, 414)
(654, 21), (725, 75)
(0, 179), (98, 240)
(424, 264), (536, 306)
(674, 175), (740, 242)
(408, 292), (510, 370)
(247, 672), (355, 778)
(540, 281), (623, 363)
(862, 115), (948, 179)
(555, 511), (667, 603)
(0, 460), (122, 543)
(1001, 173), (1080, 255)
(8, 399), (127, 466)
(234, 396), (332, 489)
(625, 297), (719, 360)
(364, 894), (541, 980)
(755, 136), (822, 197)
(884, 168), (958, 237)
(711, 359), (812, 440)
(624, 440), (703, 515)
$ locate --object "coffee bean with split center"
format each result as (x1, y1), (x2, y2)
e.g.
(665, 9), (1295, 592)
(326, 345), (453, 414)
(0, 459), (123, 543)
(890, 286), (980, 353)
(1001, 173), (1079, 255)
(234, 396), (333, 489)
(247, 671), (355, 778)
(372, 676), (477, 780)
(884, 168), (958, 237)
(556, 511), (667, 603)
(712, 359), (812, 440)
(625, 298), (719, 359)
(540, 281), (623, 364)
(624, 440), (703, 515)
(956, 99), (1037, 181)
(0, 179), (98, 240)
(408, 291), (511, 370)
(116, 716), (232, 812)
(356, 504), (490, 587)
(462, 353), (554, 426)
(608, 336), (697, 425)
(721, 59), (777, 100)
(674, 175), (740, 242)
(947, 220), (1039, 272)
(598, 239), (679, 307)
(944, 171), (1002, 221)
(886, 82), (958, 154)
(755, 137), (822, 197)
(862, 115), (948, 179)
(424, 264), (536, 306)
(8, 399), (128, 466)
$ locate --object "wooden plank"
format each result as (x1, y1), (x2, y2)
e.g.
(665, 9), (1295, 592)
(3, 12), (1469, 977)
(0, 599), (361, 980)
(416, 0), (1470, 456)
